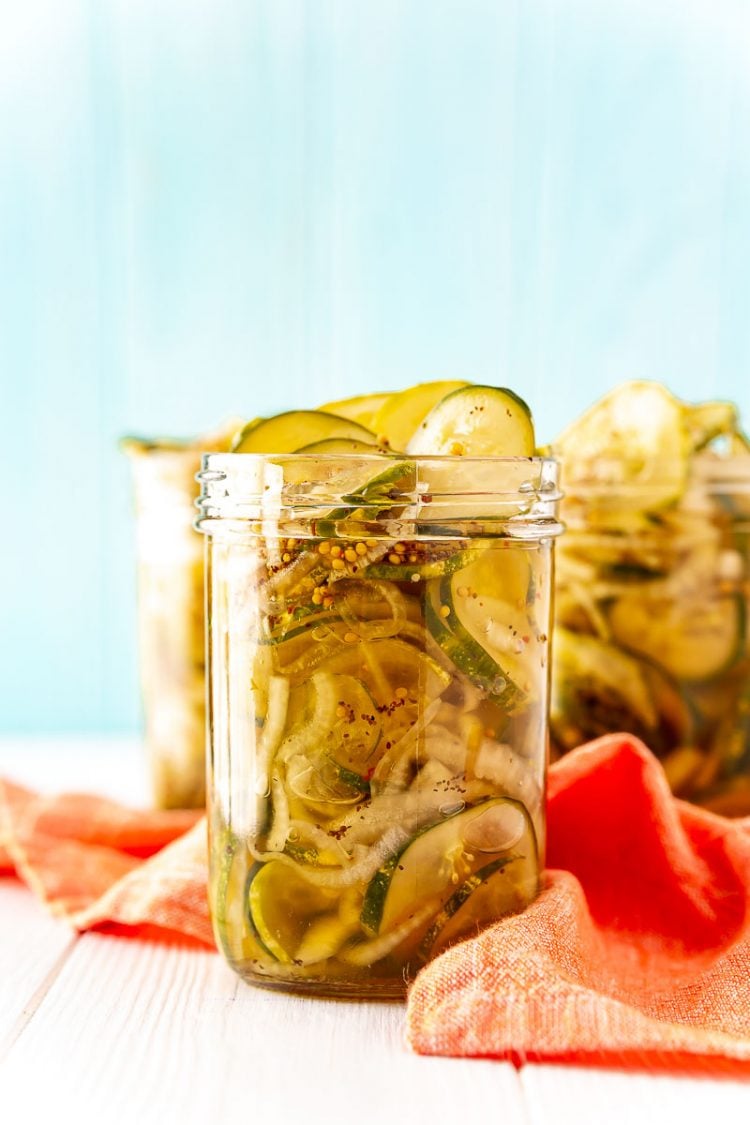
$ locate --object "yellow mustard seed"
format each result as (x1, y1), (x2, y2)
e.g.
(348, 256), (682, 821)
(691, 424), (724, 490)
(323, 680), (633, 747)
(336, 704), (348, 719)
(344, 548), (358, 563)
(408, 553), (418, 564)
(440, 605), (451, 618)
(318, 541), (331, 555)
(366, 538), (378, 548)
(449, 442), (464, 457)
(456, 585), (469, 597)
(281, 552), (291, 563)
(344, 631), (359, 644)
(355, 542), (368, 556)
(311, 591), (322, 605)
(331, 557), (346, 571)
(388, 553), (401, 565)
(394, 542), (406, 554)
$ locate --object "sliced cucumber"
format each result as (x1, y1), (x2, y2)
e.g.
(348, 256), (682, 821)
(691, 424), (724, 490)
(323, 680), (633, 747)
(425, 550), (532, 714)
(320, 673), (382, 778)
(425, 581), (521, 712)
(608, 592), (744, 682)
(551, 627), (658, 739)
(641, 659), (696, 747)
(316, 392), (393, 430)
(360, 797), (537, 940)
(286, 754), (367, 808)
(372, 380), (468, 451)
(246, 859), (339, 962)
(313, 459), (416, 538)
(318, 636), (452, 708)
(418, 854), (536, 959)
(295, 437), (381, 454)
(231, 411), (376, 453)
(365, 546), (479, 583)
(451, 545), (534, 610)
(406, 385), (535, 457)
(684, 400), (739, 451)
(554, 381), (689, 508)
(211, 829), (266, 964)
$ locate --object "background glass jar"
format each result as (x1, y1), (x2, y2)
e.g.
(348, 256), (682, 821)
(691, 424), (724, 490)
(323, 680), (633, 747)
(123, 439), (207, 809)
(198, 453), (561, 996)
(552, 454), (750, 815)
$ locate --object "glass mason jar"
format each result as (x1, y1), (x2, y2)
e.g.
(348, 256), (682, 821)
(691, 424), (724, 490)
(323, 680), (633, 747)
(552, 454), (750, 815)
(123, 440), (207, 809)
(197, 453), (562, 996)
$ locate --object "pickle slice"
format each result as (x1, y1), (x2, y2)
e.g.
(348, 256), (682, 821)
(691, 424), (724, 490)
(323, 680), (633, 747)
(247, 860), (340, 962)
(554, 381), (689, 509)
(424, 550), (533, 713)
(685, 400), (739, 450)
(295, 437), (380, 454)
(231, 411), (376, 453)
(372, 380), (468, 451)
(406, 385), (535, 456)
(360, 797), (537, 943)
(317, 392), (393, 430)
(609, 592), (744, 683)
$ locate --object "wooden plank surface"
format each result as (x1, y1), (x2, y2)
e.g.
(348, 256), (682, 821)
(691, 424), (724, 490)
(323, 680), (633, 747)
(0, 931), (529, 1125)
(522, 1063), (750, 1124)
(0, 882), (76, 1058)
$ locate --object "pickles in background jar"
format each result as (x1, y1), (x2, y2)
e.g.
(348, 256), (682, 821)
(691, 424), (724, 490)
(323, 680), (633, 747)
(122, 423), (239, 809)
(550, 381), (750, 814)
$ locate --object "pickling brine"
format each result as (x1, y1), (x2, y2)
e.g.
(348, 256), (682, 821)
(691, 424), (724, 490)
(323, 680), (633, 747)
(198, 439), (561, 995)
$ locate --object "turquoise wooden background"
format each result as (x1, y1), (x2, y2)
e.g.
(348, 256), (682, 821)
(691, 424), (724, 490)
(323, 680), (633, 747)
(2, 1), (750, 733)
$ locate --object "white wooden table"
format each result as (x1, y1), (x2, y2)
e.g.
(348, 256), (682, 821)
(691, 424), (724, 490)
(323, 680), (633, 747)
(1, 738), (749, 1125)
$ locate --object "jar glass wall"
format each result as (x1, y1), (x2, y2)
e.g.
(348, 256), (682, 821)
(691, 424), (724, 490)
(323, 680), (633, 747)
(198, 453), (561, 996)
(552, 455), (750, 815)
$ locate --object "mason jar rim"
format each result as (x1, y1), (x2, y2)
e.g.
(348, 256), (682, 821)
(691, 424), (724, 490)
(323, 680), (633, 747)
(195, 451), (563, 538)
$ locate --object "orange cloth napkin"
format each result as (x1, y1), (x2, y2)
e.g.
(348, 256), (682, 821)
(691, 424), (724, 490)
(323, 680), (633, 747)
(0, 779), (212, 946)
(3, 735), (750, 1072)
(406, 734), (750, 1071)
